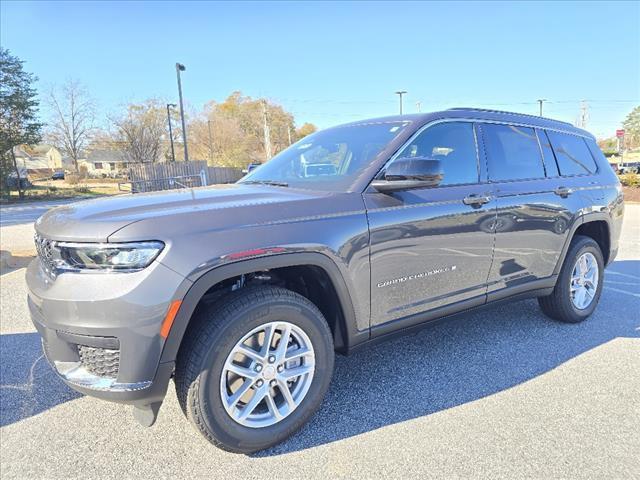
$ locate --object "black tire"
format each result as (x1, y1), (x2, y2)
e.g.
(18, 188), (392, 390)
(538, 235), (604, 323)
(175, 286), (334, 453)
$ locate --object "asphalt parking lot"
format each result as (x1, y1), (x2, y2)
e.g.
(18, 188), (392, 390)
(0, 203), (638, 479)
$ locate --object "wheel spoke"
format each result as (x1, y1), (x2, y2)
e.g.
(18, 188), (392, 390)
(281, 364), (313, 380)
(277, 379), (296, 409)
(264, 392), (283, 420)
(225, 362), (258, 379)
(274, 324), (292, 360)
(226, 378), (254, 409)
(285, 347), (313, 362)
(238, 385), (268, 421)
(237, 344), (264, 363)
(260, 324), (277, 357)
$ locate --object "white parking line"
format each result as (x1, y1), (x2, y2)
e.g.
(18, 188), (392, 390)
(603, 286), (640, 298)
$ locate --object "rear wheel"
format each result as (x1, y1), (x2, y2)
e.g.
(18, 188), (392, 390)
(175, 286), (334, 453)
(538, 235), (604, 323)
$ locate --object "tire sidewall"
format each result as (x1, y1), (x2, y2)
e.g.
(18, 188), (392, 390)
(193, 295), (333, 452)
(561, 238), (604, 320)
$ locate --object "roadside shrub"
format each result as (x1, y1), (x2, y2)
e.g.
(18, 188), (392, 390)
(66, 173), (80, 185)
(47, 185), (58, 193)
(619, 173), (640, 188)
(74, 185), (90, 194)
(79, 165), (89, 179)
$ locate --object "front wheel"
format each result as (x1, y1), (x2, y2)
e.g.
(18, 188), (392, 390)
(538, 235), (604, 323)
(175, 286), (334, 453)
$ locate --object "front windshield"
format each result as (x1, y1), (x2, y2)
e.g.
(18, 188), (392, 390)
(239, 120), (411, 192)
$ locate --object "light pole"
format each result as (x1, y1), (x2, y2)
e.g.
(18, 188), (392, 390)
(166, 103), (177, 162)
(537, 99), (547, 117)
(176, 63), (189, 161)
(395, 91), (407, 115)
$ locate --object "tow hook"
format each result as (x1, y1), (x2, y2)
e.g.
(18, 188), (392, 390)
(133, 402), (162, 427)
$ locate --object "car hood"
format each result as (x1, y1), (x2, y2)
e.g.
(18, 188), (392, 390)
(35, 183), (343, 242)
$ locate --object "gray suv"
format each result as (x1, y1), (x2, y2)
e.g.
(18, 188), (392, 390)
(27, 108), (624, 453)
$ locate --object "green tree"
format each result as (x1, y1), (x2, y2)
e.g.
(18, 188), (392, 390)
(0, 48), (42, 198)
(622, 106), (640, 150)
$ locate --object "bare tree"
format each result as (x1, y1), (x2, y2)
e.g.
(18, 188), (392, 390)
(47, 80), (95, 171)
(112, 99), (166, 163)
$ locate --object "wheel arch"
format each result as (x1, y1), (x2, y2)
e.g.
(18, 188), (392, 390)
(160, 252), (362, 364)
(554, 213), (612, 276)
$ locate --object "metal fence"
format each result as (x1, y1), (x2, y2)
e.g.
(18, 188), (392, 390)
(127, 161), (243, 193)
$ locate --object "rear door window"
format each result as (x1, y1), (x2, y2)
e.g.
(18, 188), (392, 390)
(483, 124), (546, 181)
(546, 131), (597, 176)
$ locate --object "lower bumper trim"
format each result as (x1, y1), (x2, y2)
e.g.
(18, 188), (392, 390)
(53, 359), (152, 393)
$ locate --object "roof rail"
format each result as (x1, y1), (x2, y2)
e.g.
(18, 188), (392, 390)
(447, 107), (574, 127)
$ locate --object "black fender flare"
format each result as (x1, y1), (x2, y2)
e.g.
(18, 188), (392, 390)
(159, 252), (364, 364)
(553, 211), (612, 276)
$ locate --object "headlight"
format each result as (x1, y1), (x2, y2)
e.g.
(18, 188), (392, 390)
(36, 237), (164, 273)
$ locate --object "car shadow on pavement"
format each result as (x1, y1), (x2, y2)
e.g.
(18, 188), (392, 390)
(0, 332), (82, 427)
(255, 259), (640, 456)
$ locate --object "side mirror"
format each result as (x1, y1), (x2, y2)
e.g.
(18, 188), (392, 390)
(371, 157), (443, 193)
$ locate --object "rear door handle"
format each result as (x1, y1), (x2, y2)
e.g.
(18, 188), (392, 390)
(554, 186), (573, 198)
(463, 194), (492, 207)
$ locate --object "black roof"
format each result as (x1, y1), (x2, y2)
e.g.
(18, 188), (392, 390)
(338, 108), (593, 138)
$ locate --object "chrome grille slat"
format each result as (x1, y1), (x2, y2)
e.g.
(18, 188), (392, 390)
(34, 233), (57, 276)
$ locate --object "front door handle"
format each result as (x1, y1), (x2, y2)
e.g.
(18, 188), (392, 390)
(554, 186), (573, 198)
(463, 194), (492, 207)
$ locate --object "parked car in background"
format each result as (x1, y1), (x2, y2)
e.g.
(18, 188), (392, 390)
(27, 108), (624, 453)
(618, 162), (640, 174)
(51, 171), (65, 180)
(242, 162), (262, 174)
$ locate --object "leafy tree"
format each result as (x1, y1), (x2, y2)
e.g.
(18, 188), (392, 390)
(296, 122), (317, 139)
(622, 106), (640, 150)
(0, 48), (42, 198)
(188, 92), (317, 168)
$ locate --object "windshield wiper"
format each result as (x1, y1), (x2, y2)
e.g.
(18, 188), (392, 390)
(242, 180), (289, 187)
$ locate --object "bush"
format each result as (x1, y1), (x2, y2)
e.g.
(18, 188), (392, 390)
(66, 173), (79, 185)
(619, 173), (640, 188)
(74, 185), (90, 194)
(47, 185), (58, 193)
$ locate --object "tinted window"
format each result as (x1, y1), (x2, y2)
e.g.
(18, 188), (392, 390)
(546, 131), (597, 176)
(536, 129), (559, 176)
(395, 122), (478, 186)
(241, 121), (411, 192)
(483, 124), (545, 181)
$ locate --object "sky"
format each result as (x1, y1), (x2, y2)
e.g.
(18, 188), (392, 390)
(1, 0), (639, 138)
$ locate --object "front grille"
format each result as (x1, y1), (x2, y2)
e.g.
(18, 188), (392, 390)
(34, 233), (57, 276)
(77, 345), (120, 378)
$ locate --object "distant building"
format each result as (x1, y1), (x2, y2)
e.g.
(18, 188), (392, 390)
(11, 144), (63, 175)
(78, 149), (129, 176)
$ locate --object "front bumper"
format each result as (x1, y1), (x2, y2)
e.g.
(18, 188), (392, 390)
(26, 257), (189, 406)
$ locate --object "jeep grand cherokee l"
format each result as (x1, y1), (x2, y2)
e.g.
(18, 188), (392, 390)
(27, 108), (624, 453)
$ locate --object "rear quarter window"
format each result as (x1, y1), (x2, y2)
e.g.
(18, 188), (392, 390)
(546, 131), (597, 176)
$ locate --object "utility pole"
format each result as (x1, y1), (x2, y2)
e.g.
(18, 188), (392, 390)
(395, 90), (407, 115)
(416, 101), (422, 113)
(576, 100), (590, 129)
(207, 119), (214, 162)
(175, 62), (189, 161)
(166, 103), (177, 162)
(537, 99), (547, 117)
(261, 100), (272, 161)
